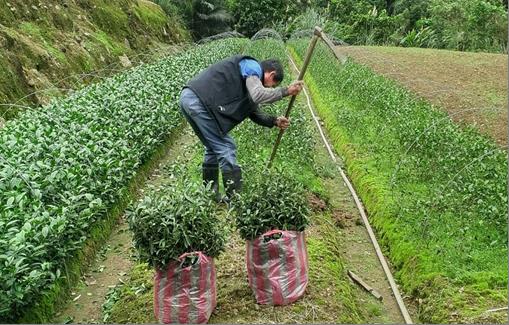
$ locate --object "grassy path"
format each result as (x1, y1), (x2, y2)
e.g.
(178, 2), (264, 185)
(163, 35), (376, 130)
(52, 130), (197, 323)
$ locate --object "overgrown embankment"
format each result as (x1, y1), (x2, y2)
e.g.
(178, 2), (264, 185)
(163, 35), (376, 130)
(0, 0), (190, 120)
(289, 40), (508, 323)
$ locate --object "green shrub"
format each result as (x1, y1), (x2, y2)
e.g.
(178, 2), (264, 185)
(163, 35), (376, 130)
(128, 179), (226, 269)
(233, 168), (310, 240)
(0, 38), (245, 321)
(309, 0), (507, 52)
(232, 0), (306, 37)
(153, 0), (233, 39)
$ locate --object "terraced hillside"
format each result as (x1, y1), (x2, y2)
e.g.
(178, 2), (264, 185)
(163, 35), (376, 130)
(0, 0), (189, 121)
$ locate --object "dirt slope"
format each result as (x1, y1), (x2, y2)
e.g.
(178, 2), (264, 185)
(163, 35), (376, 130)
(339, 46), (508, 147)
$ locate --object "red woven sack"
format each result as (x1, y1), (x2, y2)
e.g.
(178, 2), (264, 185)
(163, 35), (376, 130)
(154, 252), (217, 324)
(246, 230), (309, 305)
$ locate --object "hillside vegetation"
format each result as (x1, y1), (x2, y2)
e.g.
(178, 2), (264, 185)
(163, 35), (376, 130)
(0, 0), (189, 120)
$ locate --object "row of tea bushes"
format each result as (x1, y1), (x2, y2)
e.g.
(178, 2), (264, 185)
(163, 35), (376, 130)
(231, 38), (316, 240)
(0, 38), (246, 321)
(125, 38), (315, 322)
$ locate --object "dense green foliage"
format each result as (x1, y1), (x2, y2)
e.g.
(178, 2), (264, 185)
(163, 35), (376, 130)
(128, 177), (226, 269)
(301, 0), (508, 52)
(230, 0), (307, 37)
(152, 0), (233, 39)
(233, 169), (310, 240)
(220, 0), (508, 52)
(289, 39), (507, 321)
(0, 38), (245, 321)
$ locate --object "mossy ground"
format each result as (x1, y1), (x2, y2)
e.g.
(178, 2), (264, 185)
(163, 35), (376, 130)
(0, 0), (190, 120)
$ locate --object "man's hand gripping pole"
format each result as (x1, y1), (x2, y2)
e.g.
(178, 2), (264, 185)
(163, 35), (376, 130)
(267, 26), (323, 168)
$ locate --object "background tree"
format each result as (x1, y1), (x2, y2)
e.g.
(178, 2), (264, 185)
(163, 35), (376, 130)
(312, 0), (507, 52)
(153, 0), (507, 52)
(232, 0), (309, 37)
(152, 0), (233, 39)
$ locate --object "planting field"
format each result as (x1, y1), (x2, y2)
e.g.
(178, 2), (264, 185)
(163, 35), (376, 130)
(97, 38), (414, 324)
(290, 40), (507, 323)
(0, 38), (245, 322)
(339, 46), (508, 147)
(1, 34), (507, 324)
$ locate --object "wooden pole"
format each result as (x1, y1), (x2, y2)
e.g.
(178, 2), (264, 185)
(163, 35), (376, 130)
(347, 270), (384, 301)
(267, 26), (322, 168)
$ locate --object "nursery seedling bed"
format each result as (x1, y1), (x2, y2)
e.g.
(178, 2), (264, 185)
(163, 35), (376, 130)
(339, 45), (508, 147)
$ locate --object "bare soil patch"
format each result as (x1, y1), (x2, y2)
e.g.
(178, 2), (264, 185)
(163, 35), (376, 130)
(340, 46), (508, 147)
(307, 193), (327, 211)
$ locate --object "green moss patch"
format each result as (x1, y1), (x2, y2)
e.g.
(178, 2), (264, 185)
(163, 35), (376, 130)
(0, 0), (190, 120)
(0, 53), (29, 118)
(89, 0), (130, 38)
(18, 22), (66, 63)
(92, 31), (128, 57)
(133, 0), (168, 31)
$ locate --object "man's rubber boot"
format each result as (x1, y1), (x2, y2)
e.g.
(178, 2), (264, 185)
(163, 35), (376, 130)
(222, 166), (243, 202)
(202, 163), (221, 202)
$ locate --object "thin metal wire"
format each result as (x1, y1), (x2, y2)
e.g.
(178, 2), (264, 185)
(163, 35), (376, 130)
(197, 31), (246, 44)
(251, 28), (283, 41)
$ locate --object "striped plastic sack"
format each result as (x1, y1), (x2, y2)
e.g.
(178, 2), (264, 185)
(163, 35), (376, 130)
(246, 230), (309, 305)
(154, 252), (217, 324)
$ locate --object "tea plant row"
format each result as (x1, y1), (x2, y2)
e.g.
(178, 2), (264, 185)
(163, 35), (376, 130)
(232, 39), (317, 240)
(0, 38), (246, 321)
(128, 37), (316, 274)
(112, 38), (368, 324)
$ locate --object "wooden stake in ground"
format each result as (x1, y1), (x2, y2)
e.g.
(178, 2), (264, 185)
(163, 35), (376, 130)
(267, 26), (322, 169)
(347, 270), (383, 301)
